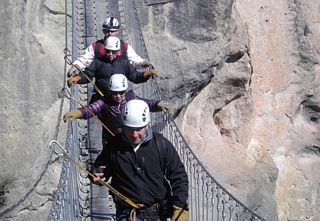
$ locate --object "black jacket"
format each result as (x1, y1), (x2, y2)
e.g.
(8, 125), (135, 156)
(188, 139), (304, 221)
(79, 56), (147, 97)
(93, 131), (188, 208)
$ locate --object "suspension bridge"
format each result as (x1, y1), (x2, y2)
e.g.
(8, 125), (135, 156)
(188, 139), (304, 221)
(48, 0), (266, 220)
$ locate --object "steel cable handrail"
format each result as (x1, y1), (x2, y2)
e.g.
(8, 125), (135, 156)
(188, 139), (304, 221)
(48, 0), (85, 220)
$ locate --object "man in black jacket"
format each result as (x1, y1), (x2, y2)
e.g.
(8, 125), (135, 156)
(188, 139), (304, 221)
(91, 100), (189, 221)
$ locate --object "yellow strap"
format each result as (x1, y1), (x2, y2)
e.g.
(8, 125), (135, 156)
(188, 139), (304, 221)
(63, 154), (140, 209)
(74, 65), (104, 97)
(64, 92), (115, 137)
(50, 139), (140, 209)
(65, 55), (104, 97)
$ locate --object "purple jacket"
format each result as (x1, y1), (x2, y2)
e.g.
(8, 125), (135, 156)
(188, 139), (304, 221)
(80, 90), (161, 137)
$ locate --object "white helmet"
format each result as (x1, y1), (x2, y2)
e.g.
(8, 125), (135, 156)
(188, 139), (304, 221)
(122, 100), (150, 128)
(105, 36), (120, 51)
(109, 74), (128, 91)
(102, 17), (120, 31)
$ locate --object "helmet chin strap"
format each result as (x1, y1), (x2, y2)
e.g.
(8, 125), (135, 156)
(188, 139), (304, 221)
(133, 129), (151, 152)
(133, 140), (144, 152)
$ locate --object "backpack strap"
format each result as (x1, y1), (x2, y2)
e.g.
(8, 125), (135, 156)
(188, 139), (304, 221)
(120, 40), (128, 58)
(123, 41), (129, 50)
(153, 133), (166, 175)
(93, 39), (106, 58)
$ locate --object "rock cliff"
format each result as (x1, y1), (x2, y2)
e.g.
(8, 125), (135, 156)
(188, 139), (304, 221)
(0, 0), (69, 220)
(0, 0), (319, 220)
(138, 0), (320, 220)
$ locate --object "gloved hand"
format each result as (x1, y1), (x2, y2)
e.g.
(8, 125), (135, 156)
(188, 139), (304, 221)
(63, 109), (82, 122)
(171, 205), (189, 221)
(140, 60), (155, 69)
(67, 75), (81, 88)
(67, 64), (80, 77)
(143, 69), (158, 79)
(92, 166), (107, 185)
(157, 101), (173, 114)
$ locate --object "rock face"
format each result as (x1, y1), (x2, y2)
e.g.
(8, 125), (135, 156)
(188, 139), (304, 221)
(1, 0), (319, 221)
(0, 0), (68, 220)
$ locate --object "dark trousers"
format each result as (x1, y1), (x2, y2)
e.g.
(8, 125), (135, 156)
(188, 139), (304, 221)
(116, 204), (168, 221)
(118, 217), (164, 221)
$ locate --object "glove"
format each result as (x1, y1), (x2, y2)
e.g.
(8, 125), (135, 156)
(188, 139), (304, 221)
(171, 205), (189, 221)
(143, 69), (158, 79)
(67, 75), (81, 88)
(63, 109), (82, 122)
(67, 64), (80, 77)
(140, 60), (155, 69)
(89, 166), (107, 185)
(92, 166), (107, 185)
(157, 101), (173, 114)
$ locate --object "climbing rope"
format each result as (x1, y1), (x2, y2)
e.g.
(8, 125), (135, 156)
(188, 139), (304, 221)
(59, 88), (115, 137)
(64, 51), (104, 97)
(50, 140), (140, 209)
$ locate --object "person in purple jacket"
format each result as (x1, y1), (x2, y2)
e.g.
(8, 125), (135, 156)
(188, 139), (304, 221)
(63, 74), (172, 145)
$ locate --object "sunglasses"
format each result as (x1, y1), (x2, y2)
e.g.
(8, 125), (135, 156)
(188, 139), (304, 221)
(106, 50), (118, 54)
(103, 29), (117, 34)
(111, 90), (126, 95)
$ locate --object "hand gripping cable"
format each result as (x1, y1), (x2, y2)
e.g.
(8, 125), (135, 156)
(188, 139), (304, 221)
(49, 140), (141, 209)
(59, 88), (115, 137)
(64, 50), (104, 97)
